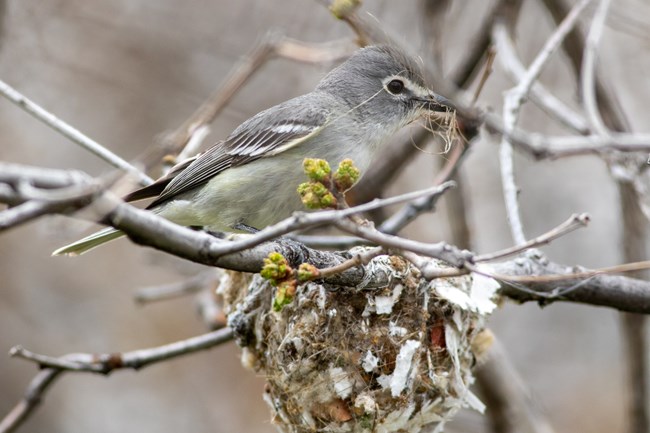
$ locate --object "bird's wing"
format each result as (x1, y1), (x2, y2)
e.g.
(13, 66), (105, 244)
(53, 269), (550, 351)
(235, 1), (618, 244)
(123, 155), (198, 202)
(146, 100), (329, 208)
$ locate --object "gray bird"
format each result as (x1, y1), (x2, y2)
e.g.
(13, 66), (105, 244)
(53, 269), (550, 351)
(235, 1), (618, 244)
(53, 44), (453, 256)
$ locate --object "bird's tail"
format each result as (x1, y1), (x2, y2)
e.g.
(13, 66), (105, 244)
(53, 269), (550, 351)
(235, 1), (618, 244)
(52, 227), (125, 256)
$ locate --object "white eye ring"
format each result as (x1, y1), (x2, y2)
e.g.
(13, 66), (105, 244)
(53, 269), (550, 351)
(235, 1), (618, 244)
(386, 79), (405, 95)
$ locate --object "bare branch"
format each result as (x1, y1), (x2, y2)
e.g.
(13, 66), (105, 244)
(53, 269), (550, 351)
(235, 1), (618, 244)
(10, 328), (233, 373)
(491, 21), (590, 134)
(581, 0), (612, 136)
(0, 329), (233, 432)
(0, 369), (63, 433)
(317, 246), (384, 279)
(484, 255), (650, 313)
(378, 179), (457, 235)
(0, 201), (57, 232)
(149, 34), (357, 168)
(334, 217), (472, 267)
(6, 162), (650, 314)
(0, 79), (152, 186)
(0, 178), (101, 232)
(475, 213), (590, 262)
(498, 0), (593, 246)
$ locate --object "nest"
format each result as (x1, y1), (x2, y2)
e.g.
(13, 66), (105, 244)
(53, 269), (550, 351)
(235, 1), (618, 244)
(220, 252), (498, 433)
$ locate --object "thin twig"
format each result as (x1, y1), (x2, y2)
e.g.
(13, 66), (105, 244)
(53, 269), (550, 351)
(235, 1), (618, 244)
(472, 45), (496, 104)
(191, 181), (460, 259)
(475, 213), (590, 262)
(0, 181), (100, 232)
(0, 201), (55, 232)
(148, 34), (356, 169)
(0, 79), (152, 186)
(334, 217), (471, 267)
(317, 246), (384, 279)
(498, 0), (592, 245)
(378, 180), (456, 235)
(0, 369), (63, 433)
(170, 124), (211, 169)
(289, 234), (369, 249)
(491, 21), (590, 133)
(0, 329), (233, 433)
(9, 328), (233, 373)
(581, 0), (611, 136)
(472, 259), (650, 284)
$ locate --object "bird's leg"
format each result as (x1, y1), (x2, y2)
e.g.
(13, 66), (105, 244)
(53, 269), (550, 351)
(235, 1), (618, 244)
(194, 226), (228, 239)
(232, 222), (307, 260)
(232, 222), (260, 234)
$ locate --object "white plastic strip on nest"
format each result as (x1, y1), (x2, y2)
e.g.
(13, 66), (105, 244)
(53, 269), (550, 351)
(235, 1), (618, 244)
(374, 283), (404, 314)
(434, 272), (500, 315)
(377, 339), (421, 397)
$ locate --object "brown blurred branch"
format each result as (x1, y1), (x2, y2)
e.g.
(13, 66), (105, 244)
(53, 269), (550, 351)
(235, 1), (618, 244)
(140, 34), (357, 170)
(476, 340), (556, 433)
(420, 0), (451, 74)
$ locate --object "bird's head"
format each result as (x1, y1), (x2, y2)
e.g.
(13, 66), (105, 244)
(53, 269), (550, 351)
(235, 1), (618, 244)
(317, 45), (455, 131)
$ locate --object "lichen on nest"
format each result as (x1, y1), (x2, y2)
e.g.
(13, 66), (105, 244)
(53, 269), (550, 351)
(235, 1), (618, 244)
(219, 251), (499, 433)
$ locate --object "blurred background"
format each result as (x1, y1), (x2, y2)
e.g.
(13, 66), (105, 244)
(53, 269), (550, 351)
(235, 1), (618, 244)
(1, 0), (650, 432)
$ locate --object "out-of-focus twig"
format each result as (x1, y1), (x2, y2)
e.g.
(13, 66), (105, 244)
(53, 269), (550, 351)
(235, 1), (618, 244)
(492, 22), (590, 134)
(420, 0), (451, 74)
(498, 0), (592, 246)
(0, 369), (62, 433)
(379, 179), (457, 235)
(538, 0), (648, 430)
(9, 328), (234, 373)
(581, 0), (611, 136)
(0, 79), (153, 186)
(475, 340), (557, 433)
(0, 328), (233, 433)
(540, 0), (630, 132)
(142, 34), (357, 170)
(475, 213), (590, 262)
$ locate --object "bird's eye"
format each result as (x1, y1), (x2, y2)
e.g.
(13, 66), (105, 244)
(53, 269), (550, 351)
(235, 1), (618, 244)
(386, 79), (405, 95)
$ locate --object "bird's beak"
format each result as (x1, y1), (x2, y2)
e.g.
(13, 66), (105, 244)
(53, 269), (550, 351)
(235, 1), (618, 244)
(415, 93), (456, 113)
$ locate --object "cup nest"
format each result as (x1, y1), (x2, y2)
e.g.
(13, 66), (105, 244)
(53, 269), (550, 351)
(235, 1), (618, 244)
(220, 252), (498, 433)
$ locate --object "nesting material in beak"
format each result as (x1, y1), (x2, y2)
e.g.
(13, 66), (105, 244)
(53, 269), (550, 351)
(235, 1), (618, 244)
(424, 93), (456, 113)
